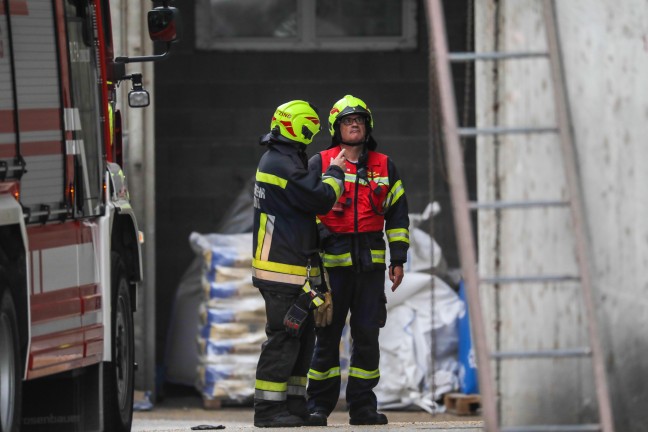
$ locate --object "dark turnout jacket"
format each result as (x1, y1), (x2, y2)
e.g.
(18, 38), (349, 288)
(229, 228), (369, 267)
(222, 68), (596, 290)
(252, 137), (344, 293)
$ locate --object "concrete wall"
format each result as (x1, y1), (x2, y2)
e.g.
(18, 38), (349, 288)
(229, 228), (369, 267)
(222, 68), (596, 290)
(153, 0), (475, 388)
(110, 0), (156, 394)
(475, 0), (648, 430)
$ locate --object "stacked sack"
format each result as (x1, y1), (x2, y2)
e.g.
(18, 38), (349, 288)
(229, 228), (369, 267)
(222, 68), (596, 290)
(190, 232), (264, 404)
(374, 203), (464, 413)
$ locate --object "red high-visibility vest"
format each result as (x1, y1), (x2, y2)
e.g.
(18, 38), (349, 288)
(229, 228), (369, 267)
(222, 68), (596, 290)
(318, 146), (390, 233)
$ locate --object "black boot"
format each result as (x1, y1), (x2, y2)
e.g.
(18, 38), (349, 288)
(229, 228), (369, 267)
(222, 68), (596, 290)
(349, 408), (388, 425)
(254, 412), (304, 428)
(305, 411), (328, 426)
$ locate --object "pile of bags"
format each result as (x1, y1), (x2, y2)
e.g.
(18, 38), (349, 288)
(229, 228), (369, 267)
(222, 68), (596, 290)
(374, 203), (465, 413)
(165, 203), (467, 412)
(191, 232), (264, 403)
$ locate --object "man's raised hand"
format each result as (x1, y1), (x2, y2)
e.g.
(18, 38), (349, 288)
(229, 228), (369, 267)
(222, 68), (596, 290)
(330, 148), (346, 170)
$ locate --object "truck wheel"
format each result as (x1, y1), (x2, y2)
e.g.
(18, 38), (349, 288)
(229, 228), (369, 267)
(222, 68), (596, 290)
(0, 289), (21, 432)
(103, 254), (134, 432)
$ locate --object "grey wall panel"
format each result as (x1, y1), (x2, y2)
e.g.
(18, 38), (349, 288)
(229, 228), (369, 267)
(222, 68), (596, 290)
(475, 0), (648, 429)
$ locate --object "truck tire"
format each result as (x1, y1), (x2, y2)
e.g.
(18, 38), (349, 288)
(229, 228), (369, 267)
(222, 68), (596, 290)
(0, 289), (21, 432)
(103, 253), (134, 432)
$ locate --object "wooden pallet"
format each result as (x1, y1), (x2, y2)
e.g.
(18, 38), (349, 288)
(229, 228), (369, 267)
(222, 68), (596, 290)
(444, 393), (481, 416)
(203, 398), (224, 410)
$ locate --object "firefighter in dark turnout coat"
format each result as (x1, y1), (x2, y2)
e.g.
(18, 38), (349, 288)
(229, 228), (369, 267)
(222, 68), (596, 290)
(252, 100), (346, 428)
(307, 95), (410, 426)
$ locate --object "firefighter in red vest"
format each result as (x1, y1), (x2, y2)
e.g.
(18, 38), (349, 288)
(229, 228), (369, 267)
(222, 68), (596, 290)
(307, 95), (410, 426)
(252, 100), (347, 428)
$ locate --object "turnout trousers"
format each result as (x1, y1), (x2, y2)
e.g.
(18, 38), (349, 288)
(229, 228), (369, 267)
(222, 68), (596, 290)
(307, 268), (387, 416)
(254, 288), (315, 421)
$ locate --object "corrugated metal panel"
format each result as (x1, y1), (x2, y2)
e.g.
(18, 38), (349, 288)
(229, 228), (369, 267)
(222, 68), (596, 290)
(0, 4), (16, 155)
(12, 0), (64, 211)
(0, 54), (12, 109)
(20, 154), (64, 207)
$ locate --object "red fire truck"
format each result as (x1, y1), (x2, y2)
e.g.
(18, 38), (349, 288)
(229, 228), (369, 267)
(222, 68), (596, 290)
(0, 1), (178, 431)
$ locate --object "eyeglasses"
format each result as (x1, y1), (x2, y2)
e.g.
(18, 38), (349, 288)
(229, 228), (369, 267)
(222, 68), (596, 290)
(340, 116), (366, 126)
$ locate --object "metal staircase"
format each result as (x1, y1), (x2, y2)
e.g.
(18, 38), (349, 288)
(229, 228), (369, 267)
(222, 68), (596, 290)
(423, 1), (615, 431)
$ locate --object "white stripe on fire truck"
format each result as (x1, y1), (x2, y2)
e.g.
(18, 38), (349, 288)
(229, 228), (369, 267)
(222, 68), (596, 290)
(31, 310), (102, 338)
(66, 139), (82, 155)
(40, 243), (98, 292)
(31, 250), (41, 294)
(41, 246), (78, 292)
(81, 310), (103, 327)
(77, 242), (97, 286)
(19, 130), (61, 141)
(31, 316), (79, 337)
(0, 133), (15, 145)
(64, 108), (81, 131)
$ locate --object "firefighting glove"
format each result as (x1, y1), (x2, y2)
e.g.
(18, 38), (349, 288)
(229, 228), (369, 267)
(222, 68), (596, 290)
(313, 291), (333, 327)
(313, 266), (333, 327)
(283, 281), (325, 337)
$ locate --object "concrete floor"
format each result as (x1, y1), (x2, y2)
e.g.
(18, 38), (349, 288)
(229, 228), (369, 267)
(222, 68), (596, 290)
(132, 391), (484, 432)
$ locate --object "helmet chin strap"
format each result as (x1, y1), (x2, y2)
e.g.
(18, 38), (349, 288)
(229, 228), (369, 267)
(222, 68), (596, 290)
(340, 134), (370, 147)
(340, 140), (364, 147)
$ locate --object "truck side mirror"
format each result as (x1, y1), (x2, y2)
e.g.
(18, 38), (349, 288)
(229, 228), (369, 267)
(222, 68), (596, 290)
(148, 7), (179, 43)
(114, 4), (181, 64)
